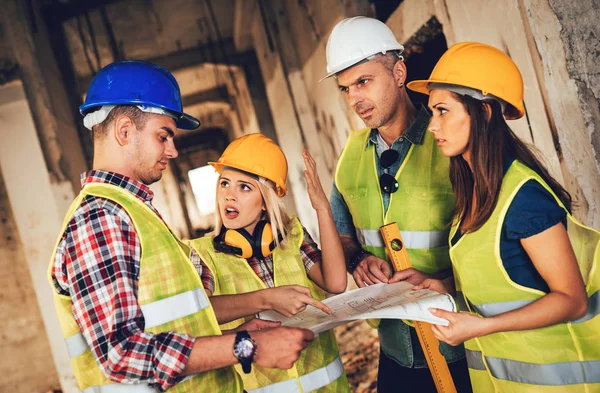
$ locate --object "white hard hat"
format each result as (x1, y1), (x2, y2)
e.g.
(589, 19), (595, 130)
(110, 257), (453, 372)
(321, 16), (404, 81)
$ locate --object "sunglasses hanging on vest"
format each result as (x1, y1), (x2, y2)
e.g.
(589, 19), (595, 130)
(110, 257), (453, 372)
(213, 221), (282, 259)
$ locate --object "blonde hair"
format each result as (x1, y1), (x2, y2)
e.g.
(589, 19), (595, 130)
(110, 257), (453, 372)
(212, 168), (294, 248)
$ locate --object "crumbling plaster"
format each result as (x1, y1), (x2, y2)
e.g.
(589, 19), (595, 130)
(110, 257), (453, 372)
(525, 0), (600, 226)
(280, 0), (600, 227)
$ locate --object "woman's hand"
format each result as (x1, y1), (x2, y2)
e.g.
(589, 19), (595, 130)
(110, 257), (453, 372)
(303, 150), (329, 212)
(429, 308), (492, 346)
(263, 285), (331, 317)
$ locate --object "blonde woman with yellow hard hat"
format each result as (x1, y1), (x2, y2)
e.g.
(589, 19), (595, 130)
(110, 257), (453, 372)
(189, 133), (350, 393)
(407, 42), (600, 392)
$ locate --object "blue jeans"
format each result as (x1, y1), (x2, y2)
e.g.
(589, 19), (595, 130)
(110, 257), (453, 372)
(377, 351), (473, 393)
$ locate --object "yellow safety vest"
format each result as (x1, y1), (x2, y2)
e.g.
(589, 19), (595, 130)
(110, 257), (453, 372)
(335, 127), (454, 274)
(190, 217), (349, 393)
(451, 160), (600, 392)
(48, 183), (243, 393)
(335, 128), (458, 354)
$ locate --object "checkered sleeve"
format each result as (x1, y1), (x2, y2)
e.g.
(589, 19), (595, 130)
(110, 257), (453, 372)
(190, 248), (215, 295)
(61, 197), (195, 391)
(300, 226), (322, 273)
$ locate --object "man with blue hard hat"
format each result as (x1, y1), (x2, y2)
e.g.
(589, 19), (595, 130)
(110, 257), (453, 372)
(48, 60), (314, 393)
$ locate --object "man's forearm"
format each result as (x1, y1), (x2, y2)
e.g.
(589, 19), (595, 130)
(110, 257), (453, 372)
(340, 235), (371, 273)
(182, 335), (238, 375)
(340, 235), (361, 263)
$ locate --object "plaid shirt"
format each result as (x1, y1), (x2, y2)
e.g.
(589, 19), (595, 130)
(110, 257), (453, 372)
(199, 227), (321, 294)
(51, 170), (198, 391)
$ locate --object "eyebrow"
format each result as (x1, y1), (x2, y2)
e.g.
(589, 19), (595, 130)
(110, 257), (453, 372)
(338, 74), (375, 88)
(219, 176), (254, 186)
(432, 102), (447, 108)
(161, 126), (175, 138)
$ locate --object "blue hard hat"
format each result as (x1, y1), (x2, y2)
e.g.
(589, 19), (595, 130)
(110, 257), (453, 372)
(80, 60), (200, 130)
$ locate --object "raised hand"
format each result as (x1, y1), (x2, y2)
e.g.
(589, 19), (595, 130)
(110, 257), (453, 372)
(302, 150), (329, 212)
(264, 285), (332, 317)
(252, 327), (315, 369)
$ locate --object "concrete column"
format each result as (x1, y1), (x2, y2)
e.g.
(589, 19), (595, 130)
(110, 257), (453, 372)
(250, 0), (322, 238)
(0, 81), (78, 392)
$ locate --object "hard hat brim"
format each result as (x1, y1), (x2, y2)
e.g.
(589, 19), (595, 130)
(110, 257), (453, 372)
(406, 79), (435, 95)
(320, 46), (404, 82)
(319, 58), (365, 82)
(407, 79), (524, 120)
(80, 99), (200, 130)
(208, 160), (288, 197)
(176, 113), (201, 130)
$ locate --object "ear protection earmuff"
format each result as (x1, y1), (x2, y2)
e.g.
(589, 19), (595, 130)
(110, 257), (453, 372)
(213, 220), (280, 259)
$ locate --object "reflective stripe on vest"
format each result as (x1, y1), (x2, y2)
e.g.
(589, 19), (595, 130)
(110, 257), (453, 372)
(355, 228), (450, 249)
(451, 162), (600, 391)
(334, 127), (454, 276)
(247, 355), (344, 393)
(82, 376), (194, 393)
(466, 349), (600, 385)
(65, 288), (210, 358)
(464, 290), (600, 324)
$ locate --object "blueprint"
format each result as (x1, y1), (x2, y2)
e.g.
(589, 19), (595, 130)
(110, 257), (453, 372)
(258, 281), (456, 334)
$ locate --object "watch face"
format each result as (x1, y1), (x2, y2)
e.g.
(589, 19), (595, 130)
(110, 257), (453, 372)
(234, 338), (255, 359)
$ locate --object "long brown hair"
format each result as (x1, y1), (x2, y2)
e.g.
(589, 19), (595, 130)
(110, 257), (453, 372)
(451, 94), (571, 232)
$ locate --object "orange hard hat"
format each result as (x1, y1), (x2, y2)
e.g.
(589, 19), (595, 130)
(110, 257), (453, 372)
(209, 133), (288, 197)
(407, 42), (525, 119)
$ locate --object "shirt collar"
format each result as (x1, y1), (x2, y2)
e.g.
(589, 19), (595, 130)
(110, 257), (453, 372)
(503, 152), (516, 174)
(81, 170), (154, 203)
(366, 104), (431, 149)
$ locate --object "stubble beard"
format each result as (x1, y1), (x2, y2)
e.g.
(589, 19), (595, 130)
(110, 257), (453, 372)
(134, 165), (162, 185)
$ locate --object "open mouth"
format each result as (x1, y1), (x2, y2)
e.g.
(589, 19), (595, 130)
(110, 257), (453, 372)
(224, 207), (239, 219)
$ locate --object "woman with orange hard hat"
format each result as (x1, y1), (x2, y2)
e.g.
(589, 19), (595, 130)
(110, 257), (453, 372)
(405, 42), (600, 392)
(189, 133), (350, 393)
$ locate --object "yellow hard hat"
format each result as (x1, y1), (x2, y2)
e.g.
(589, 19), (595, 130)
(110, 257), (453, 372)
(209, 133), (288, 197)
(407, 42), (525, 119)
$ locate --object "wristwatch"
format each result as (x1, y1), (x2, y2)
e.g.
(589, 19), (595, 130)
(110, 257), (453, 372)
(233, 330), (257, 374)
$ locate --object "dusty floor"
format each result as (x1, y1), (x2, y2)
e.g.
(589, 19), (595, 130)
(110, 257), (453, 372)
(334, 319), (380, 393)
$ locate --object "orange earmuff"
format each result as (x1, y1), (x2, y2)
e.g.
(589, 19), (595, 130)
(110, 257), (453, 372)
(214, 221), (277, 259)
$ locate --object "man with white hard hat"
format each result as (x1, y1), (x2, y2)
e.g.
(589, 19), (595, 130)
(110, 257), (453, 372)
(323, 17), (472, 392)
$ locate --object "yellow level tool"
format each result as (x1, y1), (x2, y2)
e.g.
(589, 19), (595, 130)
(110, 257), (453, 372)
(380, 222), (457, 393)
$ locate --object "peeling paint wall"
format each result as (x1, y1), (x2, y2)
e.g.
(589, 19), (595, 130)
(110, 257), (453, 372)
(525, 0), (600, 226)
